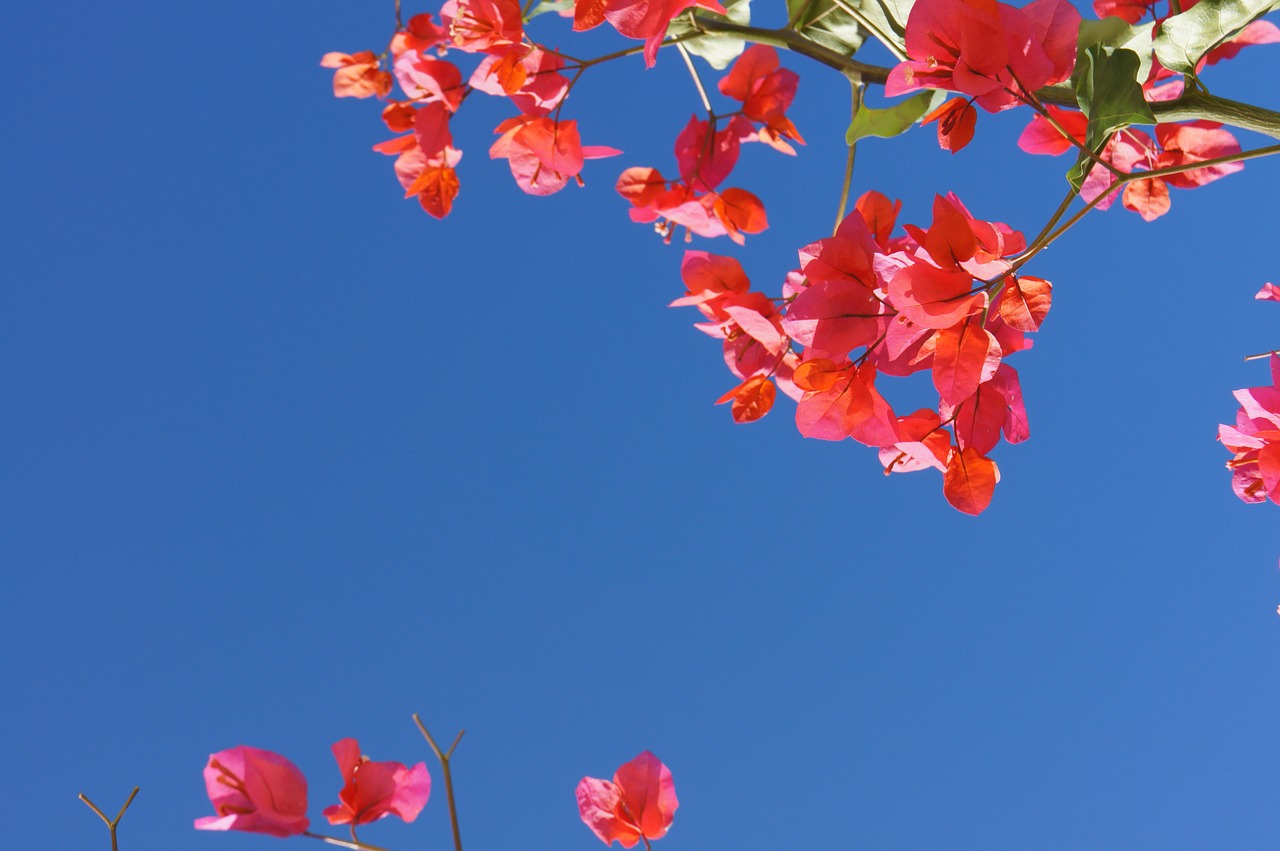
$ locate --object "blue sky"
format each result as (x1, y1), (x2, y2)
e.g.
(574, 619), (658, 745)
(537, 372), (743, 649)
(5, 1), (1280, 849)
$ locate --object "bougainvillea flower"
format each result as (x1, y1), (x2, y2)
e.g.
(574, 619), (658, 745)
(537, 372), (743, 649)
(390, 13), (450, 56)
(577, 751), (678, 848)
(796, 363), (899, 446)
(674, 115), (753, 192)
(393, 53), (465, 112)
(1153, 121), (1243, 188)
(490, 116), (621, 196)
(670, 250), (751, 314)
(922, 97), (978, 153)
(470, 47), (570, 116)
(855, 190), (903, 250)
(194, 746), (310, 837)
(716, 374), (777, 422)
(376, 135), (463, 219)
(322, 738), (431, 826)
(718, 46), (805, 153)
(1079, 129), (1154, 208)
(1221, 354), (1280, 504)
(880, 408), (953, 473)
(574, 0), (729, 66)
(321, 51), (393, 99)
(885, 0), (1080, 112)
(943, 445), (999, 514)
(440, 0), (524, 52)
(1016, 104), (1086, 156)
(1085, 122), (1242, 221)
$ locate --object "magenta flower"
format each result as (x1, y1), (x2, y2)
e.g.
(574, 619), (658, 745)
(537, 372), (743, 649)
(577, 751), (679, 848)
(194, 745), (310, 837)
(322, 738), (432, 826)
(1221, 354), (1280, 504)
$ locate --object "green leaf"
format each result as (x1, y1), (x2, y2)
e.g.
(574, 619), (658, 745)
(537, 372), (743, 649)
(784, 0), (912, 57)
(1152, 0), (1280, 73)
(525, 0), (573, 18)
(1076, 15), (1155, 83)
(845, 90), (945, 144)
(786, 0), (865, 56)
(1067, 45), (1156, 189)
(666, 0), (752, 69)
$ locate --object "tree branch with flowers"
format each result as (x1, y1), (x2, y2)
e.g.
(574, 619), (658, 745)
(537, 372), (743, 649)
(103, 0), (1280, 848)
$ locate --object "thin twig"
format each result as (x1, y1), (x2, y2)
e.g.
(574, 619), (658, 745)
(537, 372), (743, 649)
(79, 787), (139, 851)
(833, 79), (862, 233)
(302, 830), (397, 851)
(677, 41), (714, 115)
(414, 714), (465, 851)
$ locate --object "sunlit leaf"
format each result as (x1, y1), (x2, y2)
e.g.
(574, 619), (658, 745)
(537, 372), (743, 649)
(667, 0), (752, 69)
(846, 90), (946, 145)
(1153, 0), (1280, 73)
(1067, 45), (1154, 189)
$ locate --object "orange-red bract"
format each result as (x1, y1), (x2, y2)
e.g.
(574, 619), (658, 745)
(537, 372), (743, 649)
(1122, 177), (1172, 222)
(793, 358), (845, 392)
(713, 187), (768, 244)
(922, 98), (978, 153)
(320, 51), (393, 99)
(855, 190), (902, 249)
(998, 275), (1052, 332)
(942, 446), (998, 515)
(716, 375), (776, 422)
(932, 321), (999, 408)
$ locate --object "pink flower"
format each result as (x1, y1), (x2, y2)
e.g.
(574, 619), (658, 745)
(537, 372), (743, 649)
(576, 751), (678, 848)
(194, 745), (310, 838)
(885, 0), (1080, 112)
(322, 738), (432, 826)
(1220, 354), (1280, 504)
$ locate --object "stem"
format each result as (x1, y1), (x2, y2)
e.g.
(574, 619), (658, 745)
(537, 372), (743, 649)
(303, 831), (397, 851)
(677, 41), (714, 115)
(834, 79), (862, 233)
(79, 787), (139, 851)
(1009, 141), (1280, 273)
(1134, 141), (1280, 181)
(413, 714), (465, 851)
(568, 29), (704, 68)
(1023, 184), (1084, 258)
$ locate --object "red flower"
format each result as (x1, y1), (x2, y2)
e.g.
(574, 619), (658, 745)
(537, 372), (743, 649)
(1221, 354), (1280, 504)
(322, 738), (432, 826)
(922, 97), (978, 153)
(320, 51), (393, 99)
(194, 745), (309, 838)
(885, 0), (1080, 112)
(576, 751), (678, 848)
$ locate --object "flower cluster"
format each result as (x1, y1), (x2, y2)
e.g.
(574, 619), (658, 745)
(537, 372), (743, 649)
(617, 45), (803, 243)
(195, 741), (430, 838)
(674, 191), (1048, 514)
(323, 4), (621, 218)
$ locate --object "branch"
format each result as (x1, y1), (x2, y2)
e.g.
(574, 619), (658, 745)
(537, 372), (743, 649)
(79, 787), (139, 851)
(685, 17), (1280, 139)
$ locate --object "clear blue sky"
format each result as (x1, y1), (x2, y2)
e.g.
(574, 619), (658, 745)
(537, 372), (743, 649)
(4, 1), (1280, 849)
